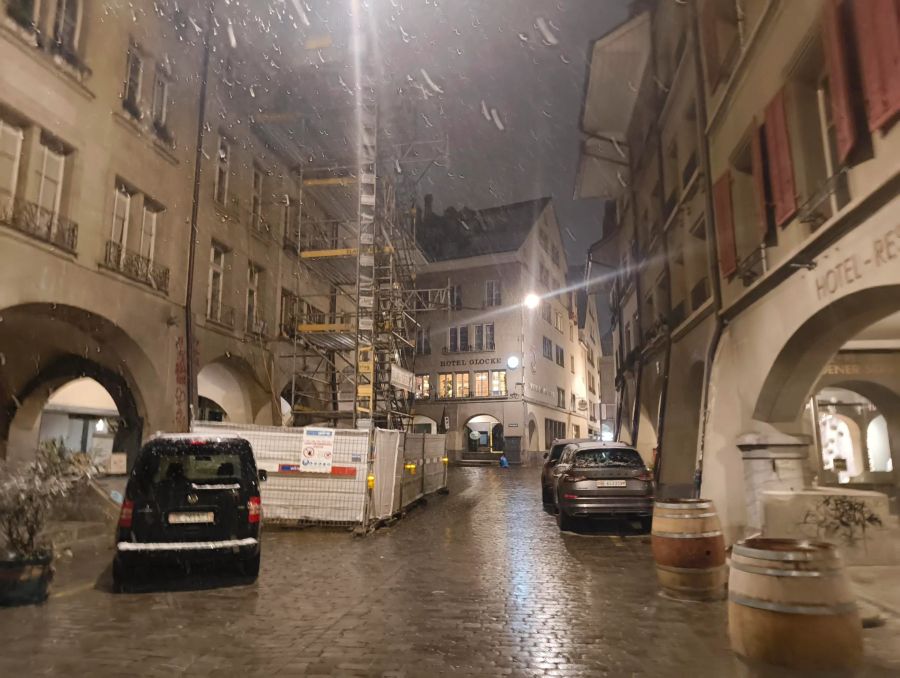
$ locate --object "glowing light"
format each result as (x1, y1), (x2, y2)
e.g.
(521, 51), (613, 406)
(523, 293), (540, 310)
(507, 356), (520, 370)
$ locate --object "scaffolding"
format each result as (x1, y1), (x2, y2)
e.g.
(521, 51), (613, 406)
(257, 57), (449, 431)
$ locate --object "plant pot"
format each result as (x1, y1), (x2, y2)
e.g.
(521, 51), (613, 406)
(0, 551), (54, 607)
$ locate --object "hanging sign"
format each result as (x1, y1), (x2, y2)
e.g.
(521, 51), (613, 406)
(299, 427), (335, 473)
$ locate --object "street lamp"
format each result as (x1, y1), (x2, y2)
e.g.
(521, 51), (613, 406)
(523, 292), (540, 310)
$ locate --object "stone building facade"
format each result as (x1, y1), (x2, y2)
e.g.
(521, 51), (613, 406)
(576, 0), (900, 542)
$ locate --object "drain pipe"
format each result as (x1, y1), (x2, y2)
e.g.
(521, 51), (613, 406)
(183, 2), (214, 428)
(690, 0), (725, 497)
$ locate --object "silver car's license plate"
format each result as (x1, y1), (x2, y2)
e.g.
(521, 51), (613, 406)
(168, 511), (215, 524)
(597, 480), (627, 488)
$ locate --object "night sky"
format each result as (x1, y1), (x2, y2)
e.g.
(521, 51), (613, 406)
(294, 0), (630, 263)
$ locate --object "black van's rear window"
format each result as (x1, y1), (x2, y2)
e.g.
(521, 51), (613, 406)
(153, 453), (243, 483)
(574, 448), (644, 468)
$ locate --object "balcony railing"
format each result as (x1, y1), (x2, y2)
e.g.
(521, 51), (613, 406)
(690, 277), (710, 311)
(1, 197), (78, 253)
(207, 301), (236, 328)
(103, 240), (170, 293)
(442, 343), (496, 354)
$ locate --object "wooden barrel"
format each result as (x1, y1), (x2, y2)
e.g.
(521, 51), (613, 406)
(728, 538), (862, 671)
(651, 499), (727, 601)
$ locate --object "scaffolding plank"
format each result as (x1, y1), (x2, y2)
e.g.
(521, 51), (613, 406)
(296, 322), (355, 333)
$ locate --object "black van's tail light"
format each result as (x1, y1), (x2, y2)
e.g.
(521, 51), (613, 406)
(118, 500), (134, 528)
(637, 470), (653, 482)
(248, 496), (261, 524)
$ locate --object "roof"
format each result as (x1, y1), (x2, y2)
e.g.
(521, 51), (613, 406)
(418, 197), (552, 262)
(567, 441), (637, 450)
(150, 432), (245, 442)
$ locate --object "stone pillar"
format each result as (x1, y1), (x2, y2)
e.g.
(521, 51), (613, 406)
(736, 431), (814, 534)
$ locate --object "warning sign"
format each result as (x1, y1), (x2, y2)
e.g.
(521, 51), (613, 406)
(299, 427), (335, 473)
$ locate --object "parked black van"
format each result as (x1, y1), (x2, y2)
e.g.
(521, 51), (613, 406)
(113, 434), (266, 590)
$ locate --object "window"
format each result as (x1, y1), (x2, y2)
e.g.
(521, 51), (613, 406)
(6, 0), (36, 30)
(449, 327), (458, 352)
(540, 301), (551, 323)
(454, 372), (469, 398)
(588, 372), (596, 394)
(474, 323), (484, 351)
(251, 166), (264, 231)
(485, 322), (495, 350)
(485, 279), (501, 307)
(570, 355), (575, 374)
(542, 336), (552, 359)
(438, 373), (453, 398)
(490, 370), (507, 396)
(700, 0), (739, 89)
(459, 325), (469, 352)
(554, 311), (562, 332)
(415, 374), (431, 399)
(555, 345), (565, 367)
(544, 418), (566, 447)
(35, 138), (65, 222)
(280, 288), (298, 336)
(572, 424), (580, 439)
(246, 263), (261, 333)
(151, 68), (170, 130)
(0, 119), (23, 211)
(208, 243), (226, 321)
(123, 46), (144, 117)
(570, 393), (576, 411)
(550, 244), (559, 266)
(450, 284), (462, 310)
(416, 327), (431, 355)
(52, 0), (79, 54)
(557, 387), (566, 408)
(111, 183), (132, 246)
(214, 136), (230, 205)
(139, 202), (161, 262)
(474, 371), (489, 397)
(538, 228), (549, 252)
(538, 263), (549, 287)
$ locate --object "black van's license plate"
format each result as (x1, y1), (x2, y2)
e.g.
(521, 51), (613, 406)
(169, 512), (215, 524)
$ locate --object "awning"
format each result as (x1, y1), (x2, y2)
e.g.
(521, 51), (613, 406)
(574, 11), (652, 200)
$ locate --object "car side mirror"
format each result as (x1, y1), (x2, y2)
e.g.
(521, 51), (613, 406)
(543, 452), (549, 460)
(258, 469), (268, 482)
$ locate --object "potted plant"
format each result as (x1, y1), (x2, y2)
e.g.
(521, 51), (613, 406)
(0, 440), (95, 606)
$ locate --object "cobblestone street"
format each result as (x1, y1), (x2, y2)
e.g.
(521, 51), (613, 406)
(1, 466), (898, 677)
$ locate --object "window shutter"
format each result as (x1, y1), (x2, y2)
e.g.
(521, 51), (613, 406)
(823, 0), (858, 164)
(712, 172), (738, 278)
(749, 124), (770, 242)
(852, 0), (900, 131)
(701, 2), (721, 87)
(764, 89), (797, 227)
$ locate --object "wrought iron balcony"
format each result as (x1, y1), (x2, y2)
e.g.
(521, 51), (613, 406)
(103, 240), (170, 293)
(0, 197), (78, 253)
(207, 301), (236, 328)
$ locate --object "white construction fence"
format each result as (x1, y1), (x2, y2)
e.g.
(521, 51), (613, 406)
(191, 421), (448, 527)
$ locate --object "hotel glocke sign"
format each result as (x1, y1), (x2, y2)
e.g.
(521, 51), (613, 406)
(440, 357), (503, 367)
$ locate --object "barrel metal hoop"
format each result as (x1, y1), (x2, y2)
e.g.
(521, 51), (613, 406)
(656, 563), (726, 575)
(652, 530), (723, 539)
(654, 501), (712, 510)
(654, 512), (720, 519)
(730, 561), (842, 578)
(729, 593), (857, 616)
(732, 544), (836, 562)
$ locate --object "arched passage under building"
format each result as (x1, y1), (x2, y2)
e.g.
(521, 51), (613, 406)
(197, 358), (261, 425)
(464, 414), (504, 454)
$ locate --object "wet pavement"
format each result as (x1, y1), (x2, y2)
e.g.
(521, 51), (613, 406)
(1, 465), (899, 677)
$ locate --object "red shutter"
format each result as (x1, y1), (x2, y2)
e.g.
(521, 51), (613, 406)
(712, 172), (738, 278)
(853, 0), (900, 131)
(749, 124), (769, 242)
(701, 1), (721, 88)
(764, 89), (797, 227)
(822, 0), (858, 163)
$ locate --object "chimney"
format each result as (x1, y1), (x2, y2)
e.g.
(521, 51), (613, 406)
(424, 194), (434, 216)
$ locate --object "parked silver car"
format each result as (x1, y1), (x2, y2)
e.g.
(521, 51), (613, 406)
(552, 441), (654, 532)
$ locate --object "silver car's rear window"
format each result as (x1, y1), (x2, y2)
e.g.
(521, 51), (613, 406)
(573, 449), (644, 468)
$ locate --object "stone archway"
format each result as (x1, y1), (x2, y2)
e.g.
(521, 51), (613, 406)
(0, 303), (160, 465)
(197, 358), (263, 425)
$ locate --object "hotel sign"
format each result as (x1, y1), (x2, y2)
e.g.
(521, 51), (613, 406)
(814, 222), (900, 301)
(439, 357), (503, 367)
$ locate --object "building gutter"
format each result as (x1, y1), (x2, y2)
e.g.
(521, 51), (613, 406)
(691, 0), (726, 496)
(183, 2), (214, 428)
